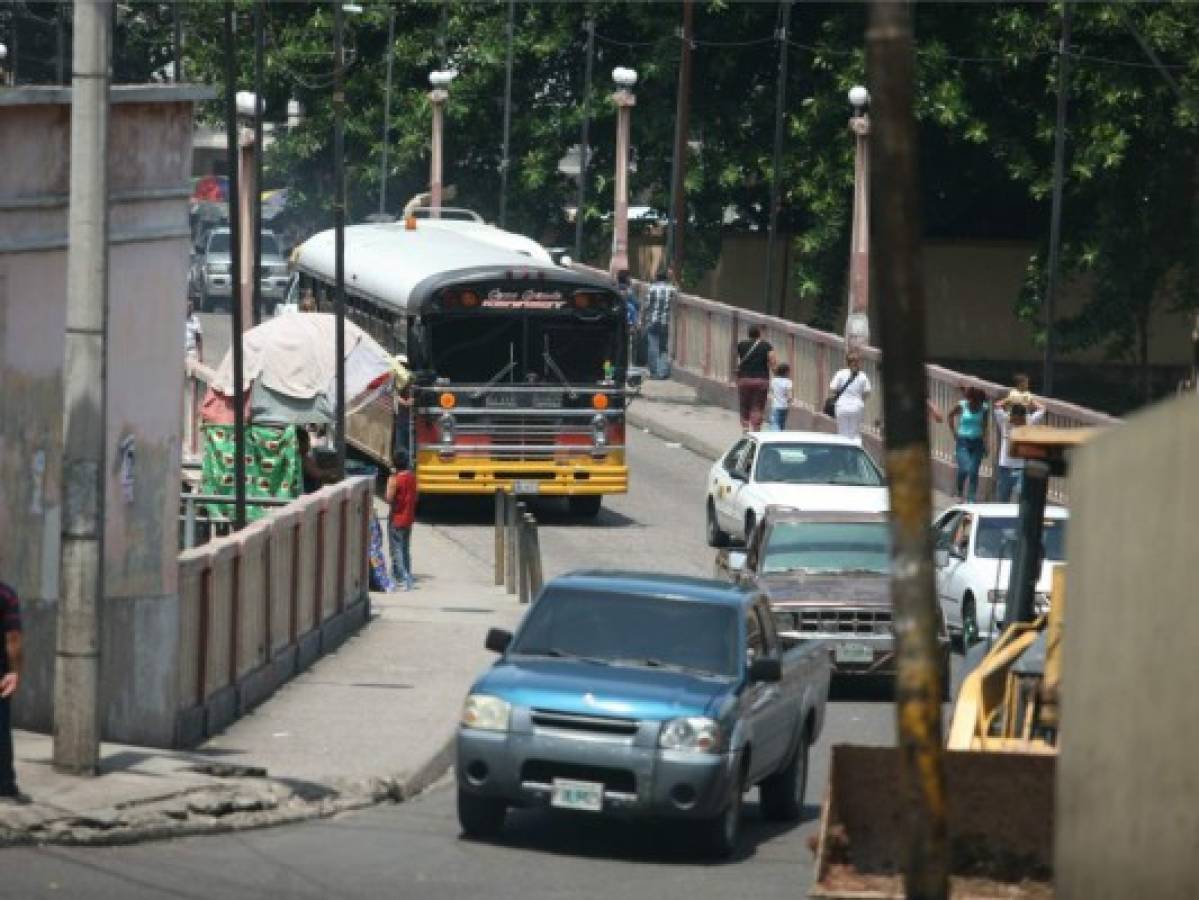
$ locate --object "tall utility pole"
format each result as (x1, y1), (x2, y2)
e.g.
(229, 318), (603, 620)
(867, 2), (949, 898)
(498, 0), (515, 227)
(763, 0), (793, 318)
(224, 1), (248, 531)
(666, 0), (693, 278)
(252, 0), (265, 325)
(609, 67), (638, 277)
(845, 85), (872, 352)
(379, 2), (396, 216)
(333, 0), (347, 474)
(172, 0), (182, 82)
(573, 13), (595, 263)
(54, 0), (112, 776)
(1042, 1), (1072, 397)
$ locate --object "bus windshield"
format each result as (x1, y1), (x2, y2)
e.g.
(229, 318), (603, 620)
(428, 314), (623, 384)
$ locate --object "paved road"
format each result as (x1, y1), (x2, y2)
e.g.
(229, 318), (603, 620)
(3, 416), (974, 899)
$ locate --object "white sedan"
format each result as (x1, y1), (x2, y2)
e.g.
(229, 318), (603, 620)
(705, 432), (889, 547)
(932, 503), (1069, 651)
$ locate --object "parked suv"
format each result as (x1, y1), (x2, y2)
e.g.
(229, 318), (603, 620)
(191, 227), (290, 312)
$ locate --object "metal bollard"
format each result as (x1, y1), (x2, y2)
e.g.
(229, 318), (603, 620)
(525, 513), (543, 598)
(505, 494), (518, 594)
(518, 515), (531, 605)
(515, 501), (528, 603)
(494, 490), (505, 586)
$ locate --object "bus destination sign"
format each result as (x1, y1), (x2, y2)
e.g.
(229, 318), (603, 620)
(482, 288), (567, 310)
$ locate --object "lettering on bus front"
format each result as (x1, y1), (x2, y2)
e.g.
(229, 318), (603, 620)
(482, 289), (567, 310)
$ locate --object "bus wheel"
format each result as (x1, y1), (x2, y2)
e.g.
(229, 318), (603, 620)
(567, 495), (602, 518)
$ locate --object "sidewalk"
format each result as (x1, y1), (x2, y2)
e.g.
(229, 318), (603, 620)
(1, 501), (526, 848)
(627, 377), (954, 510)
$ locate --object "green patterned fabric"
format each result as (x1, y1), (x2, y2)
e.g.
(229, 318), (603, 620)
(200, 424), (301, 521)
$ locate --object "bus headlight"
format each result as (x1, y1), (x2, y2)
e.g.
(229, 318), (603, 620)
(591, 414), (608, 447)
(439, 413), (455, 444)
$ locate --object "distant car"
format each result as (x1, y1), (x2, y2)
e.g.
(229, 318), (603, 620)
(191, 227), (290, 312)
(716, 506), (951, 696)
(706, 432), (889, 547)
(455, 571), (831, 858)
(932, 502), (1070, 651)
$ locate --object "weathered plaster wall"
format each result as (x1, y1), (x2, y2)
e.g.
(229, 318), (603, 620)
(1, 86), (209, 742)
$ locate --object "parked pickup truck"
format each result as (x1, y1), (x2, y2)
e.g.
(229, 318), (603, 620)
(455, 571), (831, 858)
(716, 507), (950, 695)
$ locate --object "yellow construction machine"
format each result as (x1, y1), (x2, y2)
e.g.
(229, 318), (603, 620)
(810, 427), (1094, 899)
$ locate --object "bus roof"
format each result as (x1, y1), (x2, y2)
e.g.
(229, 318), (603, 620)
(293, 218), (611, 314)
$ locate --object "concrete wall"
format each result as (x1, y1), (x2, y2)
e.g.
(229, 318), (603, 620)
(1055, 394), (1199, 899)
(0, 85), (209, 738)
(624, 232), (1193, 368)
(175, 478), (372, 748)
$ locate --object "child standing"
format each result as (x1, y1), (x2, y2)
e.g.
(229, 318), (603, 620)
(768, 363), (794, 431)
(385, 450), (418, 591)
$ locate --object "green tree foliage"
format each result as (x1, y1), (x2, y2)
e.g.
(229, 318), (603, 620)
(102, 1), (1198, 375)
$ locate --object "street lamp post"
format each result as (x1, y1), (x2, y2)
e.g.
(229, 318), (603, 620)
(234, 90), (264, 335)
(429, 69), (456, 215)
(609, 66), (637, 278)
(845, 85), (871, 353)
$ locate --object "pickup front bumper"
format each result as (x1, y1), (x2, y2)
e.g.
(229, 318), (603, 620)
(457, 726), (740, 820)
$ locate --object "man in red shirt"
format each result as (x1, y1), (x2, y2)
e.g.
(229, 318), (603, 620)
(1, 581), (26, 803)
(385, 450), (418, 591)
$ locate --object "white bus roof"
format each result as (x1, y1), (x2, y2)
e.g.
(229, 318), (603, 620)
(293, 218), (604, 314)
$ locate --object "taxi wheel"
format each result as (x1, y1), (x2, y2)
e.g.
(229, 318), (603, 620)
(457, 789), (506, 839)
(706, 501), (730, 548)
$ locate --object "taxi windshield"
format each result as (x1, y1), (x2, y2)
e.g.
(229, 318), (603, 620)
(754, 444), (884, 487)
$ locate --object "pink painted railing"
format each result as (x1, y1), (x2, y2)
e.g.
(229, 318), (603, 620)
(582, 264), (1118, 502)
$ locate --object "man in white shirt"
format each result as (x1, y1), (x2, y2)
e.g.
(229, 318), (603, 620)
(993, 398), (1046, 501)
(828, 352), (871, 442)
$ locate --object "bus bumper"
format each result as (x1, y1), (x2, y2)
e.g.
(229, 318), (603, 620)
(415, 453), (628, 496)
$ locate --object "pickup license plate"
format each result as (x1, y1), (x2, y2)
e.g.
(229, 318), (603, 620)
(513, 479), (541, 495)
(834, 642), (874, 665)
(550, 778), (603, 812)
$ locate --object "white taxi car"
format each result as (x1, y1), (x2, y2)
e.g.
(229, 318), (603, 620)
(932, 502), (1069, 651)
(706, 432), (889, 547)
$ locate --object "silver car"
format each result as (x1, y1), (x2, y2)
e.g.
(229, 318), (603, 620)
(192, 227), (290, 312)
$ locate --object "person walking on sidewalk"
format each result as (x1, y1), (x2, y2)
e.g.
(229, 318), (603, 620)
(386, 449), (418, 591)
(735, 325), (776, 431)
(828, 351), (872, 442)
(993, 396), (1046, 502)
(768, 363), (794, 431)
(1, 580), (27, 804)
(947, 386), (990, 502)
(642, 267), (676, 380)
(185, 298), (203, 365)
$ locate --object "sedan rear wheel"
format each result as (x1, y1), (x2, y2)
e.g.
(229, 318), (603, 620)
(706, 500), (730, 547)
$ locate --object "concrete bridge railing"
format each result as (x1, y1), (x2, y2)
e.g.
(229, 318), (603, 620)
(582, 264), (1119, 502)
(175, 475), (372, 746)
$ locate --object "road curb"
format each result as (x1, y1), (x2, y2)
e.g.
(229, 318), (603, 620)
(0, 736), (459, 849)
(626, 403), (725, 462)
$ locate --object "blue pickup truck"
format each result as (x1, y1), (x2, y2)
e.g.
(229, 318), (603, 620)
(455, 571), (831, 857)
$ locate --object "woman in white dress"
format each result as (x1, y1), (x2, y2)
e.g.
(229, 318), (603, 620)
(828, 351), (872, 441)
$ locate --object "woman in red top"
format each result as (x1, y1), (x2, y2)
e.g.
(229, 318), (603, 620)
(385, 450), (419, 591)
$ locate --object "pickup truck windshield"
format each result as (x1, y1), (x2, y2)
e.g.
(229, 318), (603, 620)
(762, 521), (891, 575)
(974, 516), (1068, 560)
(754, 444), (883, 487)
(510, 590), (739, 678)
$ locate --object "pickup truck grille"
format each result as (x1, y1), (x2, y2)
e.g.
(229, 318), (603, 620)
(778, 607), (893, 636)
(521, 760), (636, 794)
(530, 709), (639, 737)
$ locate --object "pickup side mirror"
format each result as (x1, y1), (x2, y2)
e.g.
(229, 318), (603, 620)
(484, 628), (513, 654)
(749, 656), (782, 683)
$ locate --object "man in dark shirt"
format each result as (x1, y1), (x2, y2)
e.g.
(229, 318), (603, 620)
(1, 581), (24, 802)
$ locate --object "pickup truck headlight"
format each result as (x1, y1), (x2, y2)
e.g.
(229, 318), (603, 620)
(206, 262), (231, 275)
(461, 694), (511, 732)
(658, 717), (723, 754)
